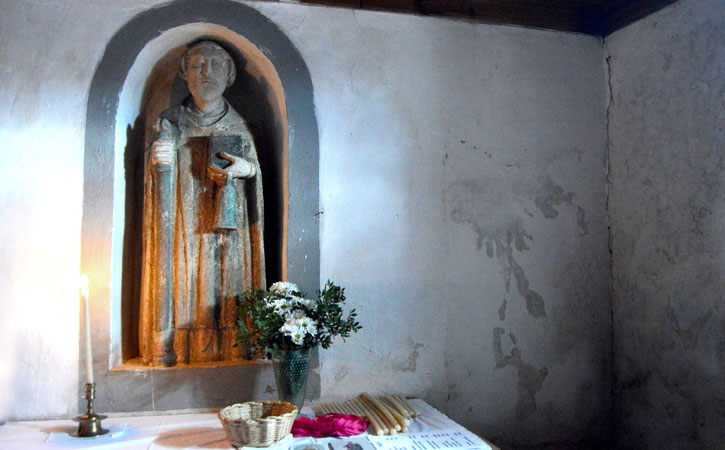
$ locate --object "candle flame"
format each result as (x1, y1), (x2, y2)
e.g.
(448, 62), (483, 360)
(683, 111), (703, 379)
(80, 274), (89, 299)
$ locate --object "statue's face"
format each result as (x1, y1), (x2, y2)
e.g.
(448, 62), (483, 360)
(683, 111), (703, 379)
(184, 46), (229, 107)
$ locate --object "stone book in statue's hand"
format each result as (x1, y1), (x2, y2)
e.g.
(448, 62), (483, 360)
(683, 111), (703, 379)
(208, 136), (255, 183)
(210, 135), (245, 169)
(207, 135), (255, 230)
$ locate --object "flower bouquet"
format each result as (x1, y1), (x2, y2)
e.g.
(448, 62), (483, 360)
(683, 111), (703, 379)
(237, 281), (362, 408)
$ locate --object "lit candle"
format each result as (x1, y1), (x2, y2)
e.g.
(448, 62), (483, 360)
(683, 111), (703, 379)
(79, 275), (94, 384)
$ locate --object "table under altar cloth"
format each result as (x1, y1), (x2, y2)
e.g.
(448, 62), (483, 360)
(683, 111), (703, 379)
(0, 399), (499, 450)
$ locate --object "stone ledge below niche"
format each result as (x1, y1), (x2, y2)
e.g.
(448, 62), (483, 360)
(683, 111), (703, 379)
(113, 357), (272, 371)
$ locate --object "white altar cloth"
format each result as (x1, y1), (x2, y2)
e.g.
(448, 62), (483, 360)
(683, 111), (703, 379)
(0, 399), (498, 450)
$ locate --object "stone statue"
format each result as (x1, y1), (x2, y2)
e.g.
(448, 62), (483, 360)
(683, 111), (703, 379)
(139, 40), (265, 367)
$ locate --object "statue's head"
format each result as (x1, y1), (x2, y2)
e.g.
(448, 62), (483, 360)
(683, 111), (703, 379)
(179, 40), (236, 108)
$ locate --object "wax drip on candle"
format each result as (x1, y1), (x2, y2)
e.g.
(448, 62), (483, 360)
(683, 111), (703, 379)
(80, 275), (94, 384)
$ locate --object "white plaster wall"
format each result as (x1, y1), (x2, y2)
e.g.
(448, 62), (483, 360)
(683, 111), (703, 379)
(0, 1), (101, 421)
(607, 0), (725, 447)
(0, 1), (609, 446)
(255, 5), (610, 446)
(0, 0), (166, 421)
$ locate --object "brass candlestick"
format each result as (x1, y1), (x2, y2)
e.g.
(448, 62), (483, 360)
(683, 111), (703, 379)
(73, 383), (109, 437)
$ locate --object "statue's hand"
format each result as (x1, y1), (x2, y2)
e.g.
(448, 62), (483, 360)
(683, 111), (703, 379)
(208, 151), (256, 185)
(151, 118), (179, 167)
(151, 140), (176, 167)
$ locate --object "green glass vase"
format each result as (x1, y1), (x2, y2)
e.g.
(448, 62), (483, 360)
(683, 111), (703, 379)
(270, 347), (311, 410)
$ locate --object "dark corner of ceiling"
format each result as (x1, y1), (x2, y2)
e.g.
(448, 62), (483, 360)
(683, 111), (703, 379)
(294, 0), (681, 37)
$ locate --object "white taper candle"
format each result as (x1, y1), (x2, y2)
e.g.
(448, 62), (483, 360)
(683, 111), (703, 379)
(80, 275), (94, 384)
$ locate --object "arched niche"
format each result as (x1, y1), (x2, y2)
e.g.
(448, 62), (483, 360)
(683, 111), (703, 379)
(119, 24), (290, 364)
(81, 0), (319, 412)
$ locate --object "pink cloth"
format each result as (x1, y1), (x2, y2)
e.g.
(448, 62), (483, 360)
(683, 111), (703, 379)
(292, 413), (369, 438)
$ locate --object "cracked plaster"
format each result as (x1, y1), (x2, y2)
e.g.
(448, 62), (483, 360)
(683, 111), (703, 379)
(607, 0), (725, 447)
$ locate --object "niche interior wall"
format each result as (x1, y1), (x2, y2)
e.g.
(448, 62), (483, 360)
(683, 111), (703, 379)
(80, 0), (319, 413)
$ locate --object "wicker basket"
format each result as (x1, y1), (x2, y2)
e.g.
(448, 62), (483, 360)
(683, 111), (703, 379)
(219, 401), (298, 448)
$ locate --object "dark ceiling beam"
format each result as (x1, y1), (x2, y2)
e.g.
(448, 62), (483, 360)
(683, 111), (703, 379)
(287, 0), (679, 37)
(419, 0), (605, 35)
(605, 0), (679, 35)
(296, 0), (606, 35)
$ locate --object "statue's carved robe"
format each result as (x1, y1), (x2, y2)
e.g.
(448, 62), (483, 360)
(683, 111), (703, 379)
(140, 97), (265, 366)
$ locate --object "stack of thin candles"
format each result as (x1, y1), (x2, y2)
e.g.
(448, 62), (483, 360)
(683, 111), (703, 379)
(315, 393), (421, 436)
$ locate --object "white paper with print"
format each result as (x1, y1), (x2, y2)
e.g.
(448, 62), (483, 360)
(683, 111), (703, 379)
(367, 429), (491, 450)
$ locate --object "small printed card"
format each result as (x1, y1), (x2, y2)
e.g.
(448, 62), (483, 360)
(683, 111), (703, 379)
(291, 444), (328, 450)
(326, 436), (379, 450)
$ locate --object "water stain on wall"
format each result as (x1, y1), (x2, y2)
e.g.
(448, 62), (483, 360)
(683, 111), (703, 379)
(447, 179), (546, 318)
(335, 366), (349, 381)
(493, 327), (548, 421)
(717, 336), (725, 374)
(497, 239), (546, 318)
(534, 178), (574, 219)
(577, 206), (589, 236)
(535, 178), (589, 236)
(690, 205), (712, 236)
(666, 303), (714, 349)
(400, 338), (425, 372)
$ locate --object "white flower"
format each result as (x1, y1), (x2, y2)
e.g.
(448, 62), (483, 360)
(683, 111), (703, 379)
(270, 281), (300, 295)
(271, 298), (294, 316)
(297, 317), (318, 336)
(293, 296), (316, 309)
(280, 322), (305, 345)
(282, 308), (306, 321)
(290, 332), (305, 345)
